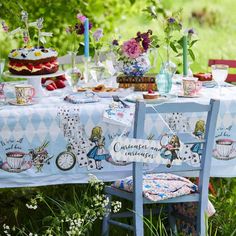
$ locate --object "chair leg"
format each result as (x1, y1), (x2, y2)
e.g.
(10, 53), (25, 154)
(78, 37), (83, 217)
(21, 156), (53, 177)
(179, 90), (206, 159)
(168, 204), (178, 236)
(197, 199), (207, 236)
(102, 194), (112, 236)
(133, 199), (144, 236)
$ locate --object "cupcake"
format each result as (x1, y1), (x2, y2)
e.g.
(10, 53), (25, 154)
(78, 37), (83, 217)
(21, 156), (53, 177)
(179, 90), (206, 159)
(143, 89), (159, 99)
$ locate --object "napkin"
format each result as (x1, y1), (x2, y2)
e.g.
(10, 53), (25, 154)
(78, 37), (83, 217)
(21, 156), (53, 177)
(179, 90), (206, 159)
(64, 92), (100, 104)
(103, 102), (135, 127)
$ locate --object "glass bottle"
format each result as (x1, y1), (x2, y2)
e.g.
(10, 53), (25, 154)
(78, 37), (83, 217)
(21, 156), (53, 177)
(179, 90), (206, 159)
(156, 66), (173, 95)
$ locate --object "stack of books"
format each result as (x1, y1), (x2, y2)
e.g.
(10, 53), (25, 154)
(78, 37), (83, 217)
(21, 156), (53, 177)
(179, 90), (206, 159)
(116, 74), (157, 91)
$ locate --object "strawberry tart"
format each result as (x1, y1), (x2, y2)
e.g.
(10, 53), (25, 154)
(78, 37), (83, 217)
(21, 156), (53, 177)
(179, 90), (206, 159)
(8, 46), (59, 75)
(143, 89), (159, 99)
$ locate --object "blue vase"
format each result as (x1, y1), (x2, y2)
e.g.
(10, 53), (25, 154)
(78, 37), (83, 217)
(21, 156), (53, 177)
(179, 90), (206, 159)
(121, 54), (151, 77)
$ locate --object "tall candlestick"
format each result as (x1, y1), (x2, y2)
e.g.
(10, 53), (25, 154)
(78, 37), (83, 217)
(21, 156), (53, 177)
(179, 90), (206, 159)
(84, 18), (89, 58)
(183, 35), (188, 77)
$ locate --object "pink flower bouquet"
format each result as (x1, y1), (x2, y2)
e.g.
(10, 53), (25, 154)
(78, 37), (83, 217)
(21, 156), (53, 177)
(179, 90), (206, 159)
(112, 30), (156, 76)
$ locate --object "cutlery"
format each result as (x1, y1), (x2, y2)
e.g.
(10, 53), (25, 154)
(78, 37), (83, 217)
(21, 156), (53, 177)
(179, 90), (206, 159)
(112, 95), (130, 108)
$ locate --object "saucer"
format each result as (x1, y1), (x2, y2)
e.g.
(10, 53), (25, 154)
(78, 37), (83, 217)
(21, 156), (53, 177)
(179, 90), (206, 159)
(178, 93), (200, 98)
(8, 99), (36, 106)
(125, 93), (175, 104)
(1, 161), (32, 173)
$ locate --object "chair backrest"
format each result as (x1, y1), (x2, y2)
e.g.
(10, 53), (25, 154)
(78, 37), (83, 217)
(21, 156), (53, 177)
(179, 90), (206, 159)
(132, 99), (220, 201)
(58, 54), (84, 70)
(208, 59), (236, 83)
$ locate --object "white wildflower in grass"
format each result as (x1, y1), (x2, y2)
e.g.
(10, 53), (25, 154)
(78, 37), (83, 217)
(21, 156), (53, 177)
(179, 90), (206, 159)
(88, 174), (99, 184)
(112, 201), (122, 213)
(3, 176), (122, 235)
(45, 228), (53, 236)
(3, 224), (11, 235)
(26, 196), (38, 210)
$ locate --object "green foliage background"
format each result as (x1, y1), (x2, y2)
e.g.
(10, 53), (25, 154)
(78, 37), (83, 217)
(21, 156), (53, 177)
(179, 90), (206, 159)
(1, 0), (236, 73)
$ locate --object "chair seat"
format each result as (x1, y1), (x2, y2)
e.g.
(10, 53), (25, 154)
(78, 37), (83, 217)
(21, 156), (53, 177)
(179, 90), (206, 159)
(105, 186), (199, 204)
(110, 173), (198, 203)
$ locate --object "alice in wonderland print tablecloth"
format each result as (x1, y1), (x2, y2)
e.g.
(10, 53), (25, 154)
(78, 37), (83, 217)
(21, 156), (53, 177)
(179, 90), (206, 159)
(0, 85), (236, 188)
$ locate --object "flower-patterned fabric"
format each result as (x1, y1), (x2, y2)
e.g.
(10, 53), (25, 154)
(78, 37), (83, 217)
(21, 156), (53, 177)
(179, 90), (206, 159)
(112, 172), (216, 235)
(173, 200), (216, 236)
(112, 173), (198, 201)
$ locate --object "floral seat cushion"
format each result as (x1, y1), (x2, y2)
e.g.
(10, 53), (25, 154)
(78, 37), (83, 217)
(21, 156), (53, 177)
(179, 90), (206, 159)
(112, 173), (198, 202)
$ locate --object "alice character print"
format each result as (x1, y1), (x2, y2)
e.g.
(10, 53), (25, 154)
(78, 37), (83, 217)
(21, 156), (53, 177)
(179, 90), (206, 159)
(87, 126), (110, 170)
(160, 134), (180, 168)
(191, 120), (205, 156)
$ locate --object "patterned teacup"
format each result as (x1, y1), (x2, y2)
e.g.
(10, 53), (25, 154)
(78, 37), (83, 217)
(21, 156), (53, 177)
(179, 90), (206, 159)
(182, 77), (202, 96)
(215, 139), (234, 157)
(15, 85), (35, 105)
(6, 151), (25, 169)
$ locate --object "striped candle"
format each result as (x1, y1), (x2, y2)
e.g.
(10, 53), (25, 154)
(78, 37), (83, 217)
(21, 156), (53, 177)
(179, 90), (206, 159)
(84, 18), (89, 58)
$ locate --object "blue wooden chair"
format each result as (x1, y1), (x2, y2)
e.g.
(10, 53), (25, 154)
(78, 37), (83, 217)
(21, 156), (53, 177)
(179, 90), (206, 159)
(102, 99), (220, 236)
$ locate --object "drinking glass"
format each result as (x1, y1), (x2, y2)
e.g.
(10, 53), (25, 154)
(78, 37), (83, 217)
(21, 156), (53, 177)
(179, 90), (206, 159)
(211, 64), (229, 96)
(65, 52), (83, 92)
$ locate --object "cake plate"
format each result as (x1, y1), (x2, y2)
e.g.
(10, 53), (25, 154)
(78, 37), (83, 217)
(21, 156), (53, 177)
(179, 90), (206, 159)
(3, 70), (65, 98)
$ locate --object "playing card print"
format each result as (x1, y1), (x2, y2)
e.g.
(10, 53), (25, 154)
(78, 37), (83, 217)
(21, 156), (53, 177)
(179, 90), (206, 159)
(56, 106), (94, 171)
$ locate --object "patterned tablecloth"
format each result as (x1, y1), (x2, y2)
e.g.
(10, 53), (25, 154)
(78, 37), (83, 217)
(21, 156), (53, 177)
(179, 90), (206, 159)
(0, 82), (236, 188)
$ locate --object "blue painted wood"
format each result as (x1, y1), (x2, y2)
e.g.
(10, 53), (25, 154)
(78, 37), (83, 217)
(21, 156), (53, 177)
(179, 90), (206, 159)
(102, 99), (220, 236)
(108, 219), (134, 231)
(145, 102), (210, 114)
(133, 101), (146, 236)
(111, 208), (162, 219)
(197, 99), (220, 235)
(105, 186), (133, 201)
(145, 164), (202, 175)
(177, 132), (206, 144)
(105, 186), (200, 204)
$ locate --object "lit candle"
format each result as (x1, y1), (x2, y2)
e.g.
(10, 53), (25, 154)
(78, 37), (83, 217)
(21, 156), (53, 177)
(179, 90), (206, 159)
(183, 35), (188, 76)
(84, 18), (89, 58)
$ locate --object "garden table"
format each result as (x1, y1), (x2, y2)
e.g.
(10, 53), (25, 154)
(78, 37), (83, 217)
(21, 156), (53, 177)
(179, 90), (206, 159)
(0, 82), (236, 188)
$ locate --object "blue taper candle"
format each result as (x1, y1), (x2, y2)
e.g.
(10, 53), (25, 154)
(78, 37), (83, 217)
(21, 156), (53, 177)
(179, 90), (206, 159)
(84, 18), (89, 58)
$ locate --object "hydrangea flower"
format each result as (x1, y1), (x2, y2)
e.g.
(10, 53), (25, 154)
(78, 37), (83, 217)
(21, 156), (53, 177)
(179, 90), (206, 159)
(122, 38), (142, 59)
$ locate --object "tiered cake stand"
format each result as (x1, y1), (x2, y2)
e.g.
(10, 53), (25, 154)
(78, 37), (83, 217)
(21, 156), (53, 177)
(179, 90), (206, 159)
(3, 70), (64, 97)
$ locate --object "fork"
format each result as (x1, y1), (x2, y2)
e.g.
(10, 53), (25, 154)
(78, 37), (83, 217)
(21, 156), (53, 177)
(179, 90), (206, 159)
(112, 95), (130, 108)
